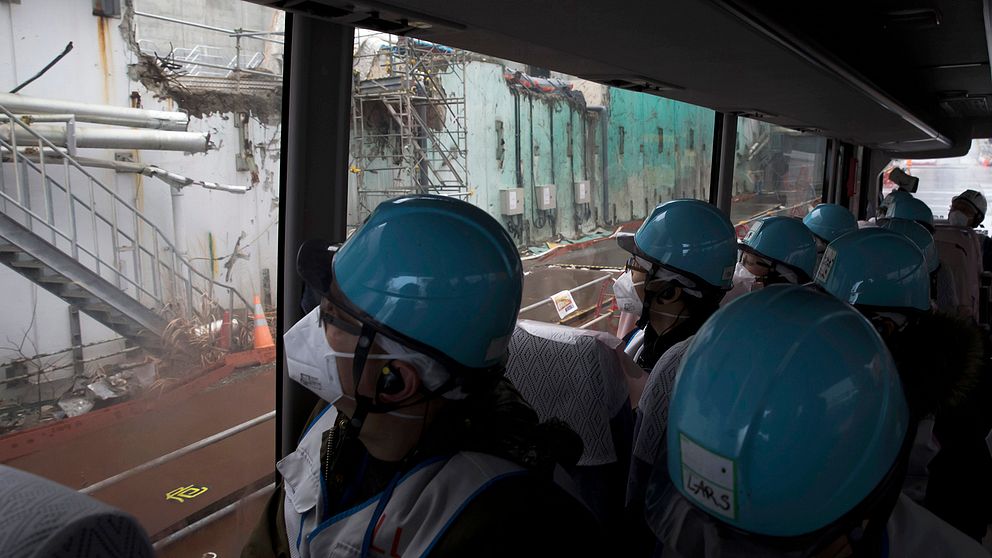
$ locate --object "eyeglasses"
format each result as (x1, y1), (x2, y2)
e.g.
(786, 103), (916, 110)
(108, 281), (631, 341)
(319, 308), (363, 336)
(625, 256), (650, 274)
(741, 252), (774, 271)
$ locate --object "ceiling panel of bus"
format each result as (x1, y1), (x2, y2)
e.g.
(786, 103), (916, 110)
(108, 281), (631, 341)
(258, 0), (992, 154)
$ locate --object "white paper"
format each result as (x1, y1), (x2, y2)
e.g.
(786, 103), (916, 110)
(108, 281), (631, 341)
(550, 289), (578, 319)
(680, 434), (736, 519)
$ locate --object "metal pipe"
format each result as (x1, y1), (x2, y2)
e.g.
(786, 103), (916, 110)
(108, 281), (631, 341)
(518, 273), (615, 314)
(3, 149), (248, 193)
(0, 93), (188, 131)
(135, 10), (263, 37)
(80, 411), (275, 495)
(152, 483), (276, 549)
(171, 187), (187, 257)
(586, 106), (609, 224)
(1, 123), (209, 152)
(578, 310), (615, 330)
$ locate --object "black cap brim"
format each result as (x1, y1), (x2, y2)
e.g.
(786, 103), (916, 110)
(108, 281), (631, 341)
(297, 239), (337, 297)
(616, 233), (639, 256)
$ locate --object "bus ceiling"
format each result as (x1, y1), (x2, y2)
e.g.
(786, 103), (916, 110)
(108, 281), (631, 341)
(248, 0), (992, 159)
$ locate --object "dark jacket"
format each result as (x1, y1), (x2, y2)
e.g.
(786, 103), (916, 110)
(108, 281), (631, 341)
(242, 379), (606, 557)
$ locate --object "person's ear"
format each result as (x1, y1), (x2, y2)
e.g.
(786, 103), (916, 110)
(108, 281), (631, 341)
(376, 360), (421, 404)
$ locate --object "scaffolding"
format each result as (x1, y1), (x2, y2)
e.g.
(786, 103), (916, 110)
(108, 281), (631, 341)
(351, 32), (469, 220)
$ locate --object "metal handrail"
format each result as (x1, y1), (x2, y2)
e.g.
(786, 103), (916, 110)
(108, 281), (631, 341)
(518, 273), (616, 314)
(0, 105), (252, 320)
(80, 411), (275, 495)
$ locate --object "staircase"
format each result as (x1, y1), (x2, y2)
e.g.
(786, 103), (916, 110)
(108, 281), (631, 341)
(0, 104), (251, 350)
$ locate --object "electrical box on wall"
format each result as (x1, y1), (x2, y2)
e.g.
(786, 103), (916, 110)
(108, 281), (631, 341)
(574, 181), (591, 204)
(500, 188), (525, 215)
(536, 185), (557, 210)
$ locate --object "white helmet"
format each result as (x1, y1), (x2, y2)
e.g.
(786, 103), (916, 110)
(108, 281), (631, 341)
(953, 189), (987, 225)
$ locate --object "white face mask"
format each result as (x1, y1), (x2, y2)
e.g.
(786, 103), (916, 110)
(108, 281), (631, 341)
(613, 271), (645, 315)
(948, 209), (970, 227)
(721, 262), (760, 306)
(283, 307), (405, 404)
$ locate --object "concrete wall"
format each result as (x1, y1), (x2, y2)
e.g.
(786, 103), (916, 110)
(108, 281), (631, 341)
(349, 58), (720, 246)
(0, 0), (281, 386)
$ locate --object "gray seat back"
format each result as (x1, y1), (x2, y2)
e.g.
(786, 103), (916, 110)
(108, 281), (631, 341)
(0, 465), (153, 558)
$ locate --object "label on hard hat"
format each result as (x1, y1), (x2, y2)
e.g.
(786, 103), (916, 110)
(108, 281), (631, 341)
(680, 433), (736, 520)
(743, 220), (762, 244)
(815, 247), (837, 284)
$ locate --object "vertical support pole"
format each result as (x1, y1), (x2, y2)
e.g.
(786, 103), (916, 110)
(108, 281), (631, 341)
(708, 112), (725, 206)
(88, 178), (101, 277)
(822, 139), (838, 204)
(132, 212), (142, 302)
(227, 288), (235, 348)
(715, 113), (738, 215)
(65, 158), (78, 259)
(68, 305), (84, 378)
(170, 187), (187, 257)
(279, 14), (354, 459)
(110, 193), (121, 289)
(152, 232), (162, 301)
(9, 121), (20, 206)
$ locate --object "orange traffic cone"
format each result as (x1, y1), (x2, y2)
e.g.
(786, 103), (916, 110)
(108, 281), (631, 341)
(218, 310), (232, 350)
(252, 295), (275, 349)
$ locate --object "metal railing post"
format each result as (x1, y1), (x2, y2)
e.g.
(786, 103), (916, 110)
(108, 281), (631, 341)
(66, 159), (78, 259)
(110, 194), (121, 289)
(227, 288), (234, 348)
(87, 177), (100, 277)
(186, 264), (194, 318)
(39, 140), (56, 244)
(152, 232), (162, 301)
(132, 211), (142, 303)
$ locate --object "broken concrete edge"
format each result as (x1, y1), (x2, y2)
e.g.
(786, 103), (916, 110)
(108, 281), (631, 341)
(119, 0), (282, 125)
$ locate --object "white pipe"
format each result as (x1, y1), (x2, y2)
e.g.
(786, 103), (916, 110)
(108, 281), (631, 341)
(0, 93), (189, 131)
(171, 187), (187, 256)
(0, 149), (248, 193)
(1, 123), (209, 152)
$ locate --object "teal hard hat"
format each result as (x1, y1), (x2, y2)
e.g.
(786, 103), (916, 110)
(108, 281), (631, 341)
(328, 195), (523, 370)
(814, 228), (930, 312)
(879, 189), (912, 218)
(877, 218), (939, 274)
(665, 285), (909, 537)
(888, 195), (934, 228)
(618, 199), (737, 290)
(803, 204), (858, 244)
(741, 216), (818, 281)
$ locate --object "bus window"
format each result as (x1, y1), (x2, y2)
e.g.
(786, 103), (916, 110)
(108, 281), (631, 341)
(885, 140), (991, 229)
(0, 1), (282, 556)
(729, 118), (828, 236)
(350, 29), (716, 334)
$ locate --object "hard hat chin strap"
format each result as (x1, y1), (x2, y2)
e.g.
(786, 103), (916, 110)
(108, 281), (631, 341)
(348, 323), (378, 435)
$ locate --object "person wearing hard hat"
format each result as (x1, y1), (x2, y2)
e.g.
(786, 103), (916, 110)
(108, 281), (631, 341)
(949, 188), (992, 272)
(877, 217), (960, 316)
(645, 286), (988, 557)
(612, 199), (736, 554)
(613, 199), (737, 371)
(815, 228), (992, 541)
(722, 216), (818, 306)
(243, 195), (604, 558)
(803, 203), (858, 265)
